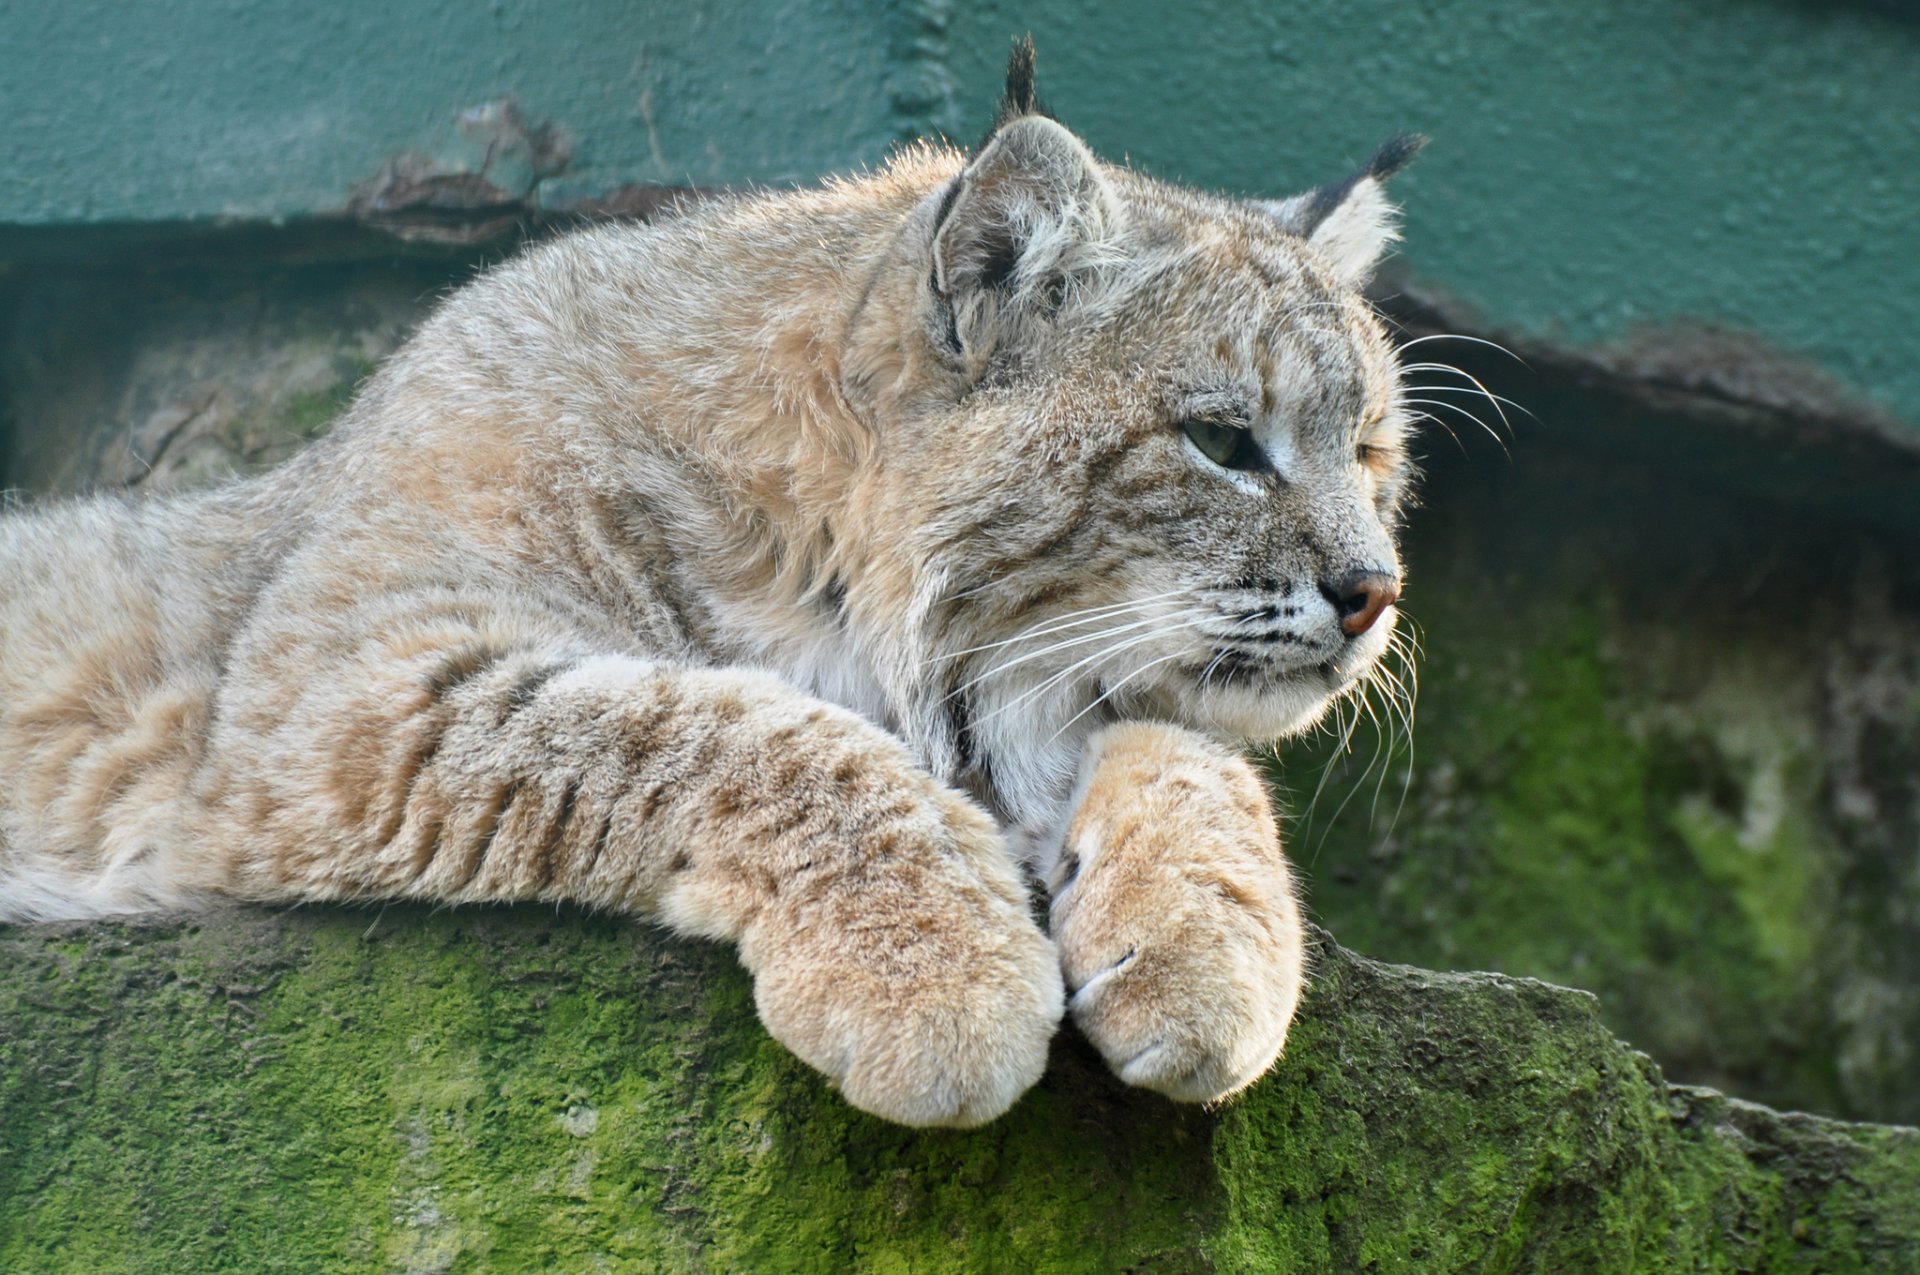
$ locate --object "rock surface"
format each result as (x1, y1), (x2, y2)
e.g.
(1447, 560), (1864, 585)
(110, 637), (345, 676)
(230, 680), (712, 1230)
(1, 908), (1913, 1272)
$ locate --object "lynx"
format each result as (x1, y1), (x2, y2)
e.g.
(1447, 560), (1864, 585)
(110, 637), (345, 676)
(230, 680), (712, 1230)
(0, 44), (1421, 1127)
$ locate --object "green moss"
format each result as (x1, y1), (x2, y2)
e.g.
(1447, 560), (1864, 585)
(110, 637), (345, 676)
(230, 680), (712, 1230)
(268, 353), (376, 445)
(1, 912), (1914, 1271)
(1288, 564), (1864, 1119)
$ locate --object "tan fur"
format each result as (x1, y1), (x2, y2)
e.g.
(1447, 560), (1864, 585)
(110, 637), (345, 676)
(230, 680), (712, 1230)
(0, 68), (1418, 1125)
(1050, 723), (1304, 1102)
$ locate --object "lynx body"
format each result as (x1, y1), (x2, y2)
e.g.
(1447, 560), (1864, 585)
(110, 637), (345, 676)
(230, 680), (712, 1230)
(0, 50), (1419, 1126)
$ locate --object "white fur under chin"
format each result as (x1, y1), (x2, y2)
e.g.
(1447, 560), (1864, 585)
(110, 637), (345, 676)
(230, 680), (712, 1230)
(1188, 679), (1345, 744)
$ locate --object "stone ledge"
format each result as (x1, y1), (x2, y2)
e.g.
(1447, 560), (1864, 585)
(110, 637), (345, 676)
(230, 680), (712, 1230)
(1, 908), (1913, 1272)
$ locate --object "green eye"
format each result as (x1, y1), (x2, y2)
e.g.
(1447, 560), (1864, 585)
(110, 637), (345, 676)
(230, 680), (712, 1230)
(1181, 418), (1266, 472)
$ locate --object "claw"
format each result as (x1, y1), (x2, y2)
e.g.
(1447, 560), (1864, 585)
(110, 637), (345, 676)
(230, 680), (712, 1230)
(1066, 945), (1135, 1009)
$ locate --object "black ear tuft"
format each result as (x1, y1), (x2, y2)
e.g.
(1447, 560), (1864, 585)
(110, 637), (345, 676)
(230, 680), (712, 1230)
(990, 35), (1049, 135)
(1365, 132), (1428, 182)
(1249, 132), (1425, 284)
(1297, 132), (1427, 238)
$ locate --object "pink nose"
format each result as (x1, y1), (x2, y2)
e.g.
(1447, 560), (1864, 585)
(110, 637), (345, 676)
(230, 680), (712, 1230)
(1326, 570), (1400, 637)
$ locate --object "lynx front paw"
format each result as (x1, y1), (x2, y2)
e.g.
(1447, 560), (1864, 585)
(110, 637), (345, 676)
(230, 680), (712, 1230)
(1050, 723), (1305, 1104)
(741, 794), (1063, 1128)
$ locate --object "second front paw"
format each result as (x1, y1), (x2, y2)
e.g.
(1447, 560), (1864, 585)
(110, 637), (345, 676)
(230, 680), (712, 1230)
(740, 793), (1064, 1128)
(1049, 723), (1306, 1104)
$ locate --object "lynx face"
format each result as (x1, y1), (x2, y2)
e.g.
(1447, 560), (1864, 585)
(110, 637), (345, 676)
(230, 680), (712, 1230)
(843, 110), (1421, 830)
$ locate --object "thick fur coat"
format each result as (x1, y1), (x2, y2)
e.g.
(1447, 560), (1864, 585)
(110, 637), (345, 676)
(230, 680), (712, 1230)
(0, 46), (1421, 1126)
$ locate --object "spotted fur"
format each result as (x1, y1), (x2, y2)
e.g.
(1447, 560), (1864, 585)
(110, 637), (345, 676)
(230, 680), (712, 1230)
(0, 48), (1420, 1126)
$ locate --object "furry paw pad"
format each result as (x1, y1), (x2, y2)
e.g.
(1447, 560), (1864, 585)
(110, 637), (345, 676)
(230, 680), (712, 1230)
(1050, 723), (1305, 1103)
(743, 803), (1063, 1127)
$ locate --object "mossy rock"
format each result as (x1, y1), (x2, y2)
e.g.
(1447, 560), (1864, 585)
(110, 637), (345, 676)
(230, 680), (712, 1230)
(0, 909), (1913, 1272)
(1294, 431), (1920, 1127)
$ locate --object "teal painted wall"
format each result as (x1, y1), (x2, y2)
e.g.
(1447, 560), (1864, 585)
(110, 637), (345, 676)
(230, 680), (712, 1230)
(942, 1), (1920, 431)
(0, 0), (922, 219)
(5, 1), (1917, 432)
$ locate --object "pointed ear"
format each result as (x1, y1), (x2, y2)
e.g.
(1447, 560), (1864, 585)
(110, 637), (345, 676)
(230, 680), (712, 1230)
(926, 67), (1121, 372)
(1255, 133), (1426, 287)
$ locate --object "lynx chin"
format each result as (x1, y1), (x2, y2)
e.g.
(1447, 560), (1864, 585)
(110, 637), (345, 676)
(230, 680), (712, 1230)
(0, 43), (1425, 1127)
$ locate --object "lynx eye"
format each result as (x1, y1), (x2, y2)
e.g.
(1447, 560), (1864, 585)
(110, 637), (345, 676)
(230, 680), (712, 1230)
(1181, 418), (1267, 473)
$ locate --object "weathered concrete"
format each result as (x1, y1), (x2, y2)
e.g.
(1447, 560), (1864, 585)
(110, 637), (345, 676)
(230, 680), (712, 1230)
(1, 910), (1914, 1272)
(0, 264), (436, 494)
(0, 1), (930, 225)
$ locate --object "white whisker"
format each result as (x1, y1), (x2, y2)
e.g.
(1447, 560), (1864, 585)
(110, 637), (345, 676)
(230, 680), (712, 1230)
(1394, 331), (1527, 366)
(1310, 680), (1389, 858)
(1399, 364), (1532, 422)
(1046, 649), (1191, 745)
(1297, 682), (1364, 855)
(950, 607), (1190, 698)
(1400, 397), (1507, 450)
(931, 587), (1194, 664)
(973, 611), (1213, 727)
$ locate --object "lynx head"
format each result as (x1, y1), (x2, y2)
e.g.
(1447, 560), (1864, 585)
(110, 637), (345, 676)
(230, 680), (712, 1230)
(840, 41), (1424, 827)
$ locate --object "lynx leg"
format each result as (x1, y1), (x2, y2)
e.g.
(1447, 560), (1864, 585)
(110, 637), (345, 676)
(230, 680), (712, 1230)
(1047, 722), (1305, 1103)
(213, 633), (1062, 1128)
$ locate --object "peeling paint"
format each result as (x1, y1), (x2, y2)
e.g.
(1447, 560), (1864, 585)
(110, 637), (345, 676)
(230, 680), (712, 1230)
(346, 97), (573, 246)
